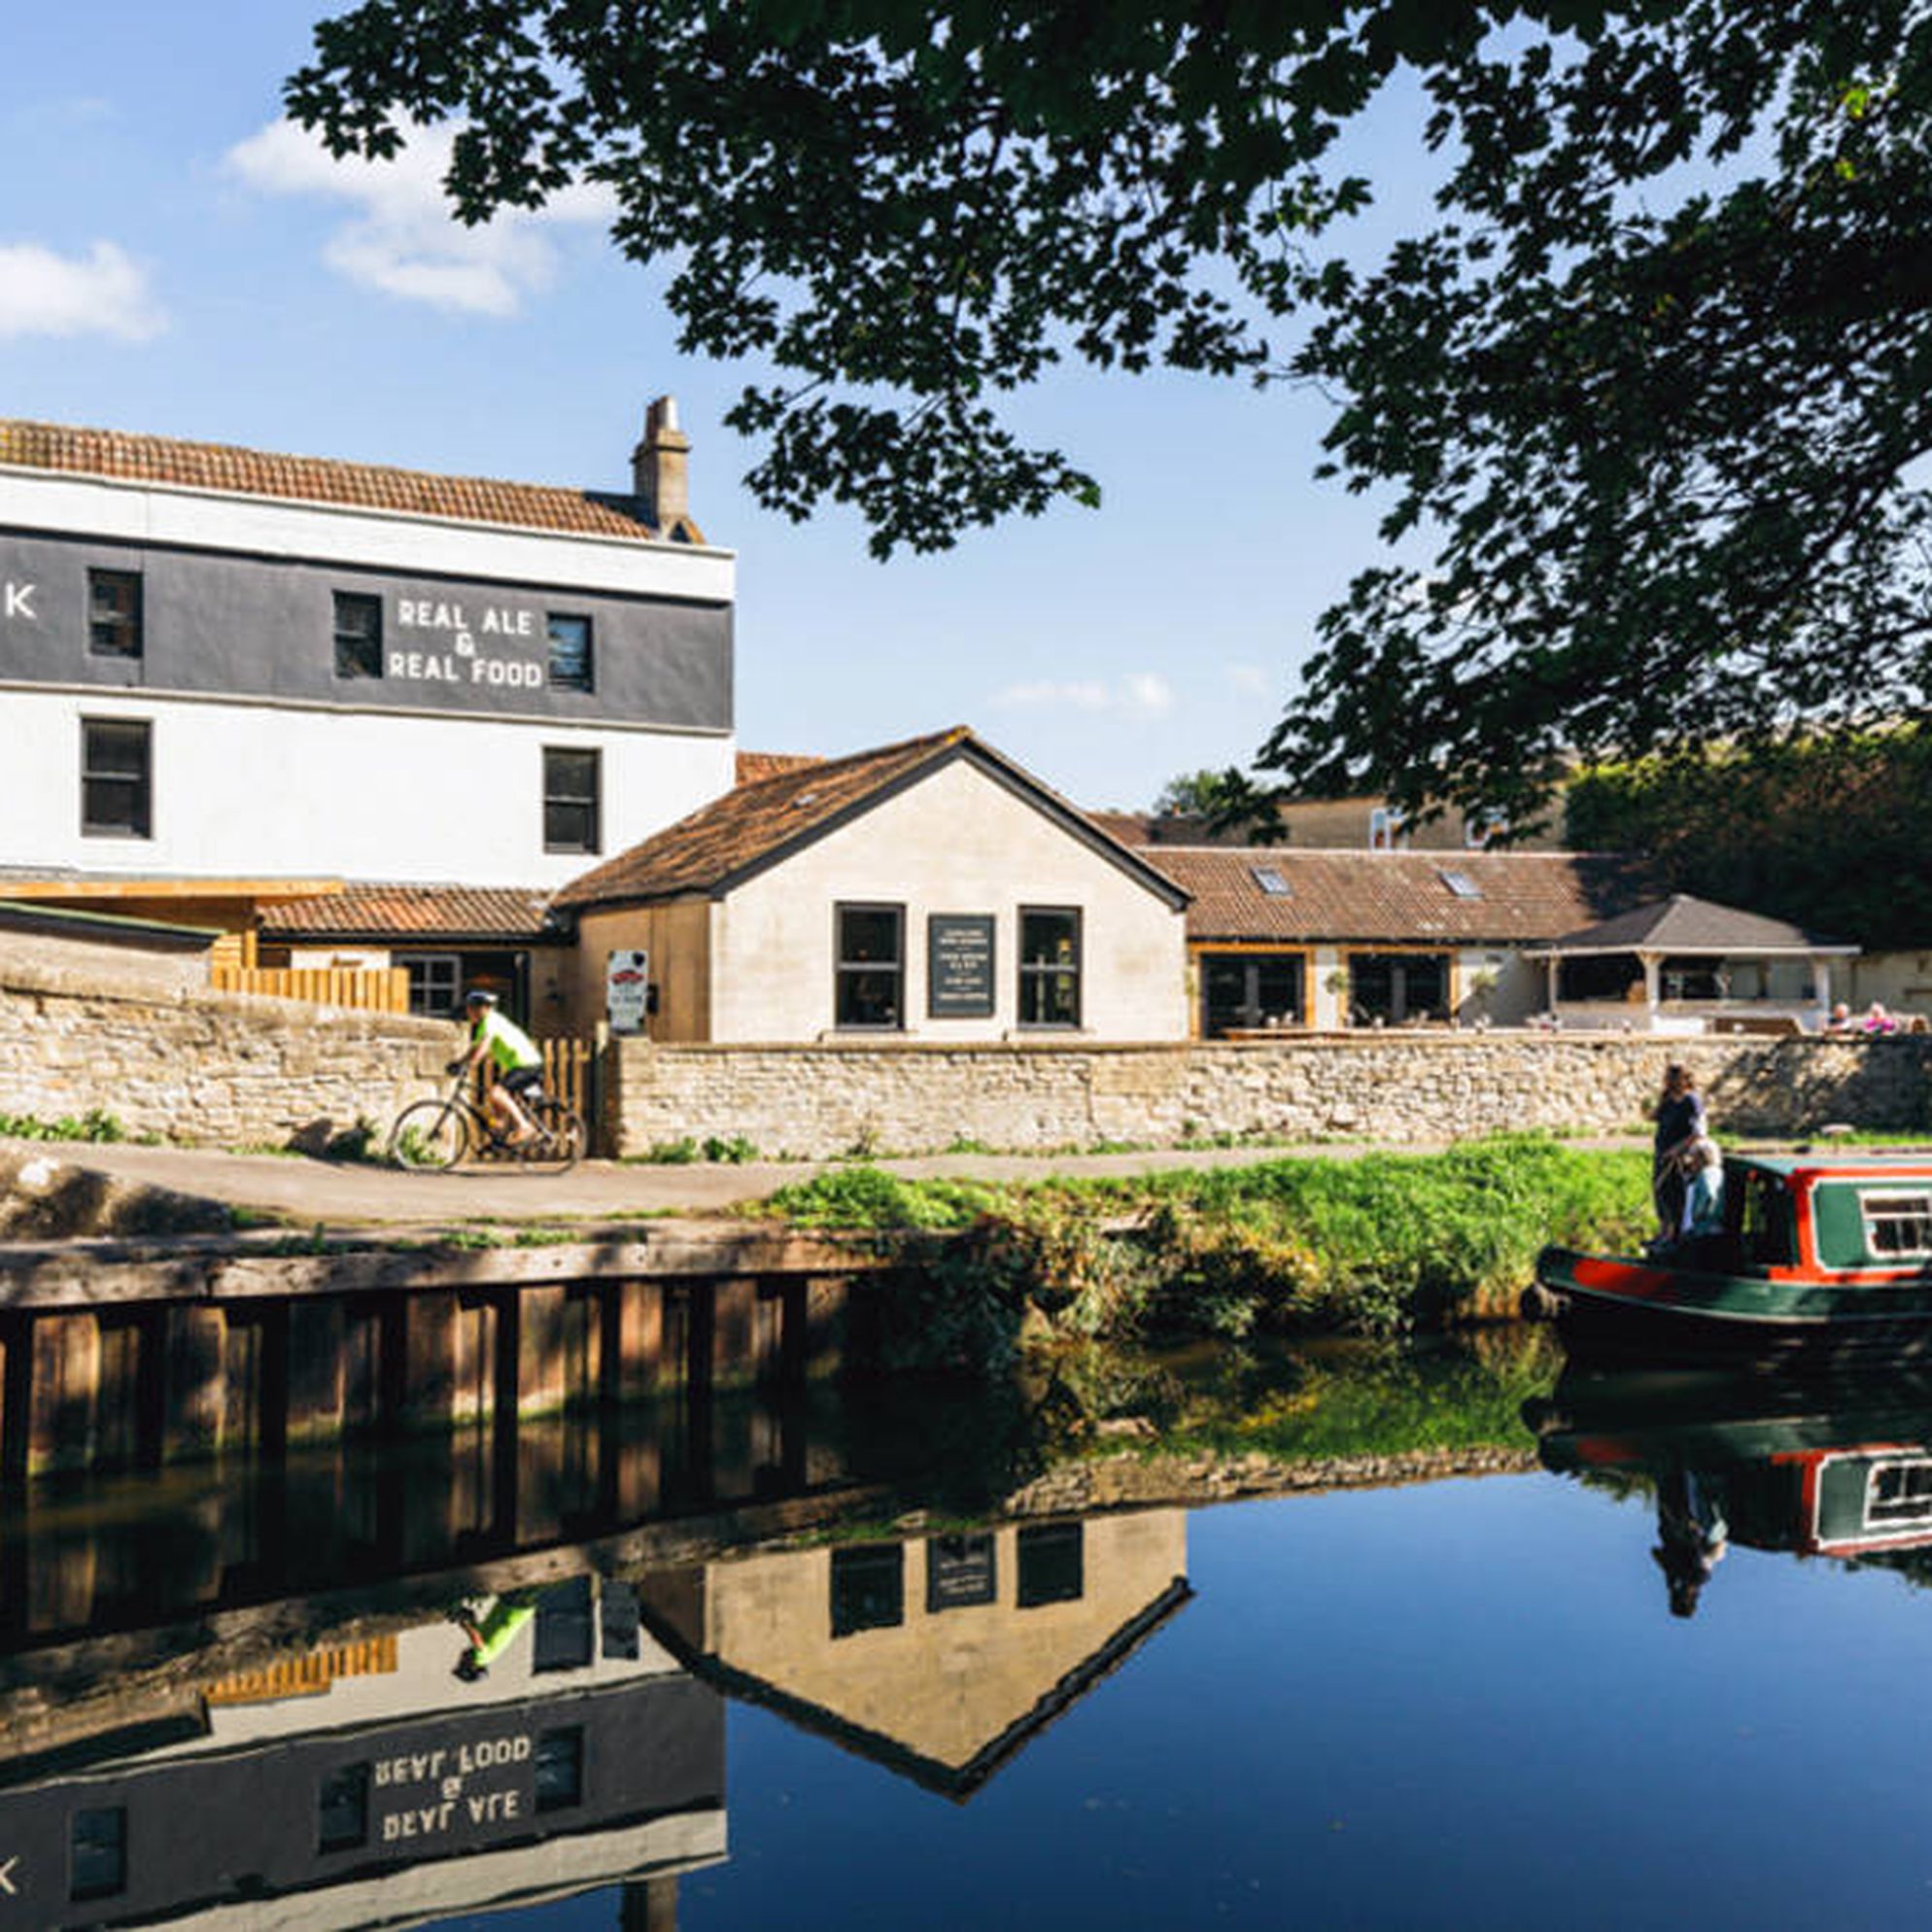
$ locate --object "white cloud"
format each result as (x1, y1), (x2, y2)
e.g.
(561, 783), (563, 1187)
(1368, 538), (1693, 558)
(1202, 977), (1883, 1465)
(993, 673), (1176, 718)
(0, 241), (163, 341)
(224, 120), (616, 318)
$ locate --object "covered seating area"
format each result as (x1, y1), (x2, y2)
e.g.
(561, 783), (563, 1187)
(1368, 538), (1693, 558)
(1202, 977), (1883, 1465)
(1524, 895), (1858, 1035)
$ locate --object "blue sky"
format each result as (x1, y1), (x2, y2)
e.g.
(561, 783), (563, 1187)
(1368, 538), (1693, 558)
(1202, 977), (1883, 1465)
(0, 0), (1415, 811)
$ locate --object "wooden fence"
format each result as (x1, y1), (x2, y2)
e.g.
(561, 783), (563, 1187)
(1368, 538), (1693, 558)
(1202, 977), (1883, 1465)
(478, 1035), (604, 1154)
(211, 965), (411, 1014)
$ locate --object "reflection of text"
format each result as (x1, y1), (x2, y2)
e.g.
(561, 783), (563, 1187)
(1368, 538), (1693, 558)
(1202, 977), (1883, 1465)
(373, 1733), (534, 1842)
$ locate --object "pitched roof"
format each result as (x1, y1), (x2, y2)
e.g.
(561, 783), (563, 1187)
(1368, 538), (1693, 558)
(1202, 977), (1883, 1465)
(0, 419), (669, 544)
(259, 884), (561, 944)
(553, 727), (1189, 912)
(1152, 847), (1648, 944)
(735, 749), (825, 787)
(1541, 893), (1856, 955)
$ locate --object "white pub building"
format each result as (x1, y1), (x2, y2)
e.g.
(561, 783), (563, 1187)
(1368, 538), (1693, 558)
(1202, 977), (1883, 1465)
(0, 403), (735, 1005)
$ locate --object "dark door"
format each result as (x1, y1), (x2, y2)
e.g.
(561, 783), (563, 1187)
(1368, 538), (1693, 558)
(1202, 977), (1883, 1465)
(1348, 951), (1449, 1024)
(1202, 953), (1305, 1036)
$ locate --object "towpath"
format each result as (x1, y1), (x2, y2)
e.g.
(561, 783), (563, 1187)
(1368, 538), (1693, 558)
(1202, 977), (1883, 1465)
(0, 1132), (1647, 1235)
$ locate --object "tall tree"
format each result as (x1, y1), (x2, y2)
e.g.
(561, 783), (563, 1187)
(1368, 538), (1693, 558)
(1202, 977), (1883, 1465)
(288, 2), (1932, 821)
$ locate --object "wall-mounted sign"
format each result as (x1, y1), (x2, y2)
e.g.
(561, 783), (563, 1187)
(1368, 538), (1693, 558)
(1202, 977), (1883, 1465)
(926, 1533), (997, 1611)
(928, 914), (995, 1018)
(606, 949), (650, 1034)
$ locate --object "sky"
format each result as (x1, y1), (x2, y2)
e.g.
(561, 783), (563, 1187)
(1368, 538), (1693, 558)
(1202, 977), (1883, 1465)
(0, 0), (1419, 812)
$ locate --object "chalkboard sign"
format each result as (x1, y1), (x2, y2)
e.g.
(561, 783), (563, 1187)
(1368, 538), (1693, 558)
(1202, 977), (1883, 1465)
(928, 914), (995, 1018)
(926, 1533), (997, 1611)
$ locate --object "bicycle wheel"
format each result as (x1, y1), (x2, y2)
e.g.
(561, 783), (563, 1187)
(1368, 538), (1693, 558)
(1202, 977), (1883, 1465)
(389, 1099), (471, 1171)
(521, 1097), (586, 1175)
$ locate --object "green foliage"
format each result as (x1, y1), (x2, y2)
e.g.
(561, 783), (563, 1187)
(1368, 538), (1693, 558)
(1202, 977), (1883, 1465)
(1564, 728), (1932, 949)
(1153, 767), (1252, 821)
(0, 1108), (128, 1144)
(638, 1136), (700, 1164)
(764, 1164), (1001, 1231)
(702, 1133), (760, 1164)
(764, 1136), (1650, 1344)
(288, 3), (1932, 812)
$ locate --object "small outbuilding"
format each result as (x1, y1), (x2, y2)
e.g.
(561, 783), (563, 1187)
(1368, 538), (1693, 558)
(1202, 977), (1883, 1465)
(551, 728), (1192, 1042)
(1525, 894), (1859, 1034)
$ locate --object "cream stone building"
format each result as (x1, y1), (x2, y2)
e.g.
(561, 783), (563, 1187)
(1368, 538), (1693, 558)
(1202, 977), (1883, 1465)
(552, 728), (1192, 1043)
(637, 1510), (1190, 1798)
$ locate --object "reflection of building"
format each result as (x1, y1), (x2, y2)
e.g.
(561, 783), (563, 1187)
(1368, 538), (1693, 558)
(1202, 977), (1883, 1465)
(639, 1509), (1190, 1797)
(0, 1577), (723, 1930)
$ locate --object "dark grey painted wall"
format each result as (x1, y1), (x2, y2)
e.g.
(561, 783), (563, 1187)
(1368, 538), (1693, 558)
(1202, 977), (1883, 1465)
(0, 528), (732, 730)
(0, 1672), (721, 1930)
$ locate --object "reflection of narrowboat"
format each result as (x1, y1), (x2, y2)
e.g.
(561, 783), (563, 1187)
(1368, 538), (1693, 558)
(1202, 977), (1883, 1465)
(1529, 1363), (1932, 1560)
(1530, 1150), (1932, 1363)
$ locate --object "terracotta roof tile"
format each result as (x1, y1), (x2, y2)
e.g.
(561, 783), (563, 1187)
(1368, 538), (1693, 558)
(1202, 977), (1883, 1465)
(0, 419), (666, 543)
(259, 884), (560, 943)
(736, 749), (825, 786)
(1153, 847), (1649, 945)
(554, 729), (975, 909)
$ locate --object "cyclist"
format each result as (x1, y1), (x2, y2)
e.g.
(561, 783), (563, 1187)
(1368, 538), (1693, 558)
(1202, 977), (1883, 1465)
(450, 988), (545, 1148)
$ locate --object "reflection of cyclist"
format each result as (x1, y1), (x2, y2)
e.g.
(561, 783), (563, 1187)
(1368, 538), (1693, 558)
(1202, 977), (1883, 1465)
(451, 1593), (537, 1682)
(450, 989), (544, 1148)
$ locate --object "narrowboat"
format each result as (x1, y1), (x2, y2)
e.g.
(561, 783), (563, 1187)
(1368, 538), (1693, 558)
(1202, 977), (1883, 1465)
(1529, 1149), (1932, 1363)
(1528, 1363), (1932, 1566)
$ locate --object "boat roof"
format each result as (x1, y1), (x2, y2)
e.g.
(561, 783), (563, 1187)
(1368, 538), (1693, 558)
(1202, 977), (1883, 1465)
(1734, 1147), (1932, 1179)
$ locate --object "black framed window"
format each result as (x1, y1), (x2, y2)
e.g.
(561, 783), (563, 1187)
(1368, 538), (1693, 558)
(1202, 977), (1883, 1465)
(318, 1763), (370, 1853)
(333, 592), (384, 678)
(534, 1576), (595, 1673)
(1018, 908), (1082, 1028)
(87, 569), (142, 658)
(81, 718), (152, 838)
(831, 1542), (905, 1637)
(399, 952), (462, 1018)
(70, 1806), (126, 1901)
(1017, 1521), (1085, 1608)
(547, 613), (594, 690)
(535, 1727), (585, 1811)
(543, 748), (601, 853)
(835, 905), (904, 1029)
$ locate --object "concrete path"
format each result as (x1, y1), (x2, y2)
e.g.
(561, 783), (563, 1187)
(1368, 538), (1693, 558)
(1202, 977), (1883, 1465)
(0, 1133), (1648, 1232)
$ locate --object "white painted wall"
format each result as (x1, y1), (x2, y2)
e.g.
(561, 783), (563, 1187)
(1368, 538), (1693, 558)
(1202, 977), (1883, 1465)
(0, 688), (734, 889)
(0, 467), (735, 602)
(707, 758), (1190, 1042)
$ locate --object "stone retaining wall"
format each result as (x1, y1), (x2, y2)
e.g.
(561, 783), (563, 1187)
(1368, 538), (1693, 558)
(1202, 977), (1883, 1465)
(611, 1034), (1932, 1158)
(0, 960), (446, 1148)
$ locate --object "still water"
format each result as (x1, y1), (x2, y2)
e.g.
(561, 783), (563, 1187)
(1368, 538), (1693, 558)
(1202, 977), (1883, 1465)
(9, 1335), (1932, 1930)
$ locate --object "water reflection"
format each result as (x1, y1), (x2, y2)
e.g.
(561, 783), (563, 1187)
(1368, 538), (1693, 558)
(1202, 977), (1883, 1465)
(1529, 1364), (1932, 1616)
(0, 1334), (1561, 1927)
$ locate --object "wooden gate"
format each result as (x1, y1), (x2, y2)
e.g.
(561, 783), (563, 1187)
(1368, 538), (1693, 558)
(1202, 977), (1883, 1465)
(476, 1035), (606, 1156)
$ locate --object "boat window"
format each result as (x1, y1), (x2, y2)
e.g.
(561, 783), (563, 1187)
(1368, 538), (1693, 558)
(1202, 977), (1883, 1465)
(1867, 1459), (1932, 1530)
(1860, 1191), (1932, 1259)
(1735, 1167), (1796, 1267)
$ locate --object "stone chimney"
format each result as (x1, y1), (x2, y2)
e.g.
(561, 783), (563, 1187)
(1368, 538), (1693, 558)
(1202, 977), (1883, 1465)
(631, 396), (691, 533)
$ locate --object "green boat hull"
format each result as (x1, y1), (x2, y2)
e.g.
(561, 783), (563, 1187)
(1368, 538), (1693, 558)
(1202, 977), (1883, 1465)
(1533, 1244), (1932, 1364)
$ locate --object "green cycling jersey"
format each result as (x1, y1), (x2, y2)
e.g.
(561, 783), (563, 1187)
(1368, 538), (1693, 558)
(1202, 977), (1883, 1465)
(471, 1007), (543, 1074)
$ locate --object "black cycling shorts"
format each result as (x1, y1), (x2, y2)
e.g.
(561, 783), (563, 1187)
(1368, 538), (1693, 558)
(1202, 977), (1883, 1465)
(501, 1064), (544, 1097)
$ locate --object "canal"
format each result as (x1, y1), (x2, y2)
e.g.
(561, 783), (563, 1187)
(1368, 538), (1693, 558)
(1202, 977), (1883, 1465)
(4, 1328), (1931, 1928)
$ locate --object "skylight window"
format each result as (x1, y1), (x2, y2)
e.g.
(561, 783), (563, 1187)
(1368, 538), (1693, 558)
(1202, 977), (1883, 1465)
(1251, 866), (1291, 897)
(1439, 869), (1483, 899)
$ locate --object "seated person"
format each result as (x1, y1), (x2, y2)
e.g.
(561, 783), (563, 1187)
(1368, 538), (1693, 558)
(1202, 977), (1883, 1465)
(1822, 1002), (1854, 1033)
(1862, 1001), (1900, 1035)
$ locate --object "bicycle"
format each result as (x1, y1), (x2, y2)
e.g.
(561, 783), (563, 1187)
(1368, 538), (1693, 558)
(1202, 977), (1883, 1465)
(388, 1069), (586, 1175)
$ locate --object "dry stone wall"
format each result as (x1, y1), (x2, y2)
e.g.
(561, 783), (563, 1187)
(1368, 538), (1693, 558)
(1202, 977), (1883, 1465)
(612, 1035), (1932, 1158)
(0, 960), (447, 1148)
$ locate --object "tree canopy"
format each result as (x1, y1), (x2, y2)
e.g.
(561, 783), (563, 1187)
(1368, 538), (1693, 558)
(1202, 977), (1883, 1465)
(288, 2), (1932, 823)
(1564, 728), (1932, 951)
